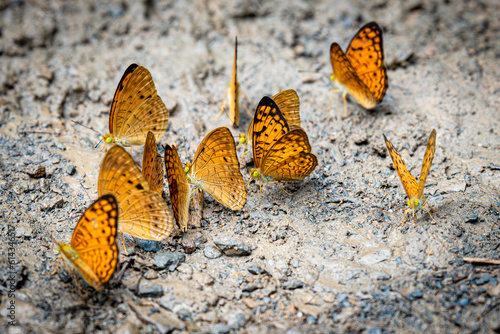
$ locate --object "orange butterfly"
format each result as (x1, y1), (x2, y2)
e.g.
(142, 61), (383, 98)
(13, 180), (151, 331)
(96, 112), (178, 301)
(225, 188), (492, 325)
(329, 22), (388, 117)
(98, 145), (174, 247)
(142, 131), (164, 194)
(102, 64), (169, 149)
(384, 129), (437, 223)
(212, 37), (251, 128)
(184, 127), (247, 213)
(238, 89), (300, 156)
(250, 96), (317, 204)
(164, 144), (191, 231)
(52, 194), (119, 291)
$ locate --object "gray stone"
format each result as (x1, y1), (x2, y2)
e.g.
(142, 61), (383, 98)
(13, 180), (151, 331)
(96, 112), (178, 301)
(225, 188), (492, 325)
(248, 265), (270, 276)
(66, 164), (76, 175)
(154, 252), (185, 271)
(204, 245), (222, 259)
(137, 280), (163, 298)
(282, 279), (304, 290)
(214, 239), (252, 257)
(135, 239), (163, 252)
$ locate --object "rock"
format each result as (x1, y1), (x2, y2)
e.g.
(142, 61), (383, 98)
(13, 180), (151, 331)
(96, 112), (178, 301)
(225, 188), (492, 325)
(214, 239), (252, 257)
(181, 234), (196, 254)
(194, 273), (214, 286)
(143, 269), (158, 280)
(116, 322), (140, 334)
(25, 165), (45, 178)
(176, 263), (193, 280)
(210, 323), (230, 334)
(248, 265), (270, 276)
(282, 279), (304, 290)
(353, 133), (369, 145)
(66, 164), (76, 175)
(134, 239), (163, 252)
(137, 280), (163, 298)
(465, 214), (479, 223)
(39, 178), (50, 193)
(242, 298), (257, 309)
(204, 245), (222, 259)
(40, 196), (64, 211)
(357, 248), (392, 265)
(154, 252), (185, 271)
(407, 290), (423, 300)
(242, 284), (260, 292)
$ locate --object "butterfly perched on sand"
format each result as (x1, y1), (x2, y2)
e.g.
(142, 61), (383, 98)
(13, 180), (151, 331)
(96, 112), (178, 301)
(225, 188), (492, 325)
(249, 96), (317, 204)
(384, 129), (437, 222)
(52, 194), (119, 291)
(98, 145), (173, 246)
(329, 22), (388, 117)
(102, 64), (169, 149)
(212, 37), (251, 128)
(238, 89), (300, 156)
(142, 131), (164, 194)
(184, 127), (247, 213)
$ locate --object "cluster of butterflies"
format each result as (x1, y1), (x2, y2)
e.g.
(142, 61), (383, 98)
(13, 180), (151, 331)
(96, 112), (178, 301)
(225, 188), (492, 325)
(52, 22), (437, 291)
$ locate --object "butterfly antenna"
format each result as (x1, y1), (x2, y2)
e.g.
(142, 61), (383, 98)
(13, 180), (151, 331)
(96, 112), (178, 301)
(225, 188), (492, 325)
(71, 120), (101, 134)
(78, 180), (93, 202)
(94, 139), (103, 149)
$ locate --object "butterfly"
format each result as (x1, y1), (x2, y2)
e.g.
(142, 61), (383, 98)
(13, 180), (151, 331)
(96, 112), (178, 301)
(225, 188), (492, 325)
(102, 64), (169, 149)
(52, 194), (119, 291)
(212, 37), (251, 128)
(384, 129), (437, 223)
(238, 89), (300, 155)
(142, 131), (164, 194)
(250, 96), (318, 204)
(98, 145), (173, 246)
(329, 22), (388, 117)
(184, 127), (247, 213)
(164, 144), (191, 231)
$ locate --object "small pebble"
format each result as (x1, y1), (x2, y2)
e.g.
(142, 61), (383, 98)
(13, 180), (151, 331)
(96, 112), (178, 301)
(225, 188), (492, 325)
(204, 245), (223, 259)
(66, 164), (76, 175)
(465, 214), (479, 223)
(137, 280), (163, 298)
(408, 290), (423, 300)
(459, 298), (469, 307)
(25, 165), (46, 178)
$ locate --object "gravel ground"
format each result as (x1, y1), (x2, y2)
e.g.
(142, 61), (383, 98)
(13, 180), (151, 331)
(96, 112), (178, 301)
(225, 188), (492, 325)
(0, 0), (499, 333)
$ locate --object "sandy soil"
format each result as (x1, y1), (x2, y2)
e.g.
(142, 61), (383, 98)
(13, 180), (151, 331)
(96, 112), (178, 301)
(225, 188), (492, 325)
(1, 0), (499, 333)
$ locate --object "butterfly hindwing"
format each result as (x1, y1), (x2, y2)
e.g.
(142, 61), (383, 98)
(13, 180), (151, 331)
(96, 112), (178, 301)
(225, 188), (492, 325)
(418, 129), (437, 199)
(164, 144), (190, 231)
(143, 131), (164, 194)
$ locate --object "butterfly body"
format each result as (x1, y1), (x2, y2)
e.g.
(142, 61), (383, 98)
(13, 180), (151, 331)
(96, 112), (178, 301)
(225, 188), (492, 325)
(53, 194), (119, 291)
(384, 130), (437, 222)
(329, 22), (387, 116)
(102, 64), (169, 149)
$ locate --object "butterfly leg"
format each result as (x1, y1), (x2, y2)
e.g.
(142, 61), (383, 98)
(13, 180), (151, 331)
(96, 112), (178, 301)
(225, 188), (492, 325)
(273, 182), (293, 196)
(70, 268), (83, 291)
(256, 183), (263, 207)
(241, 149), (250, 159)
(240, 91), (253, 117)
(342, 92), (348, 118)
(424, 205), (437, 224)
(50, 256), (62, 275)
(119, 231), (129, 256)
(191, 188), (203, 219)
(327, 89), (340, 110)
(212, 90), (228, 122)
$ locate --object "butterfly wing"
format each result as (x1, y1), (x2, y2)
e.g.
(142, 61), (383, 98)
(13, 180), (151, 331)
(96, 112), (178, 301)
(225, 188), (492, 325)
(261, 128), (318, 181)
(70, 194), (119, 286)
(119, 190), (173, 240)
(384, 134), (419, 200)
(252, 96), (290, 168)
(164, 144), (190, 231)
(418, 129), (437, 199)
(98, 146), (173, 240)
(330, 43), (377, 109)
(110, 64), (169, 146)
(228, 36), (240, 128)
(272, 89), (300, 128)
(142, 131), (164, 194)
(191, 127), (246, 210)
(345, 22), (388, 103)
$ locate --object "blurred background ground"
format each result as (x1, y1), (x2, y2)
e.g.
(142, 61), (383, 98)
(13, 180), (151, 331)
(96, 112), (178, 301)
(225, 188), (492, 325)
(0, 0), (499, 333)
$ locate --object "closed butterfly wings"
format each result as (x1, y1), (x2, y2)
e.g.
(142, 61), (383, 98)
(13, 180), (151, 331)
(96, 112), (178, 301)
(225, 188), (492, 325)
(98, 146), (173, 240)
(103, 64), (169, 148)
(143, 131), (164, 194)
(55, 194), (119, 290)
(241, 89), (300, 151)
(330, 22), (388, 115)
(187, 127), (247, 210)
(164, 144), (191, 231)
(384, 130), (437, 214)
(251, 96), (317, 183)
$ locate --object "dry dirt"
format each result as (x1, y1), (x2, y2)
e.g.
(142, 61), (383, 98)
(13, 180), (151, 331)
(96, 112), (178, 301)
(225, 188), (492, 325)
(1, 0), (499, 333)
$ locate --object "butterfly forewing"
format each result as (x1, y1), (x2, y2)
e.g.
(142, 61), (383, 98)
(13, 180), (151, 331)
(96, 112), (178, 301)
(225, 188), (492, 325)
(229, 36), (240, 128)
(384, 134), (419, 200)
(191, 127), (246, 210)
(418, 129), (437, 199)
(69, 194), (119, 286)
(345, 22), (387, 103)
(272, 89), (300, 128)
(164, 144), (190, 231)
(109, 64), (169, 146)
(252, 96), (290, 168)
(143, 131), (164, 194)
